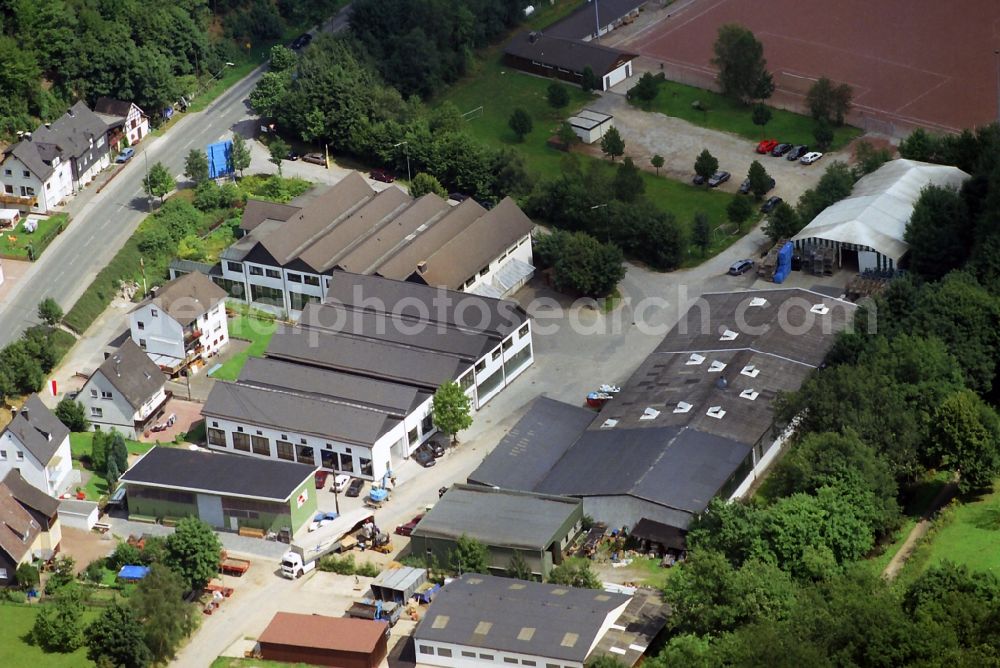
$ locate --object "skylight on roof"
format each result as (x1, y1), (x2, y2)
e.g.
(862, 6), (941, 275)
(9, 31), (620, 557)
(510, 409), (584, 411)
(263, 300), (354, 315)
(749, 297), (767, 307)
(719, 328), (738, 341)
(601, 419), (619, 429)
(551, 588), (568, 596)
(517, 628), (536, 641)
(810, 304), (830, 315)
(741, 365), (760, 378)
(508, 583), (526, 590)
(474, 621), (493, 635)
(687, 353), (706, 365)
(674, 401), (693, 414)
(707, 406), (726, 419)
(432, 615), (450, 629)
(740, 389), (760, 401)
(640, 407), (660, 421)
(709, 360), (727, 373)
(561, 633), (579, 648)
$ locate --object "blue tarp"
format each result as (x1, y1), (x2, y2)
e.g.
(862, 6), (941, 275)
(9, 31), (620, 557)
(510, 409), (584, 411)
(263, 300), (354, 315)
(773, 241), (793, 284)
(118, 565), (150, 581)
(207, 140), (233, 179)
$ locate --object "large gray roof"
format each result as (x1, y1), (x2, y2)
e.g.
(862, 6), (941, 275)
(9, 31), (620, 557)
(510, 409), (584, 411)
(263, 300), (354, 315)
(32, 101), (108, 161)
(545, 0), (647, 39)
(94, 339), (166, 409)
(1, 394), (69, 467)
(1, 470), (60, 518)
(415, 574), (629, 662)
(412, 485), (581, 550)
(505, 31), (637, 77)
(202, 380), (399, 446)
(468, 397), (593, 490)
(7, 139), (58, 181)
(121, 446), (315, 501)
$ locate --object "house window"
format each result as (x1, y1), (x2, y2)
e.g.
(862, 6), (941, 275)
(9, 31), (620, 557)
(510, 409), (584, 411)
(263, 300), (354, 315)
(265, 268), (281, 279)
(0, 451), (5, 460)
(421, 413), (433, 434)
(303, 275), (320, 287)
(287, 273), (302, 283)
(276, 440), (294, 461)
(227, 261), (243, 273)
(22, 170), (29, 178)
(360, 458), (373, 477)
(464, 277), (474, 289)
(462, 651), (476, 658)
(475, 360), (486, 373)
(90, 389), (98, 398)
(139, 339), (147, 349)
(502, 338), (513, 352)
(295, 444), (314, 464)
(408, 427), (418, 445)
(0, 569), (6, 580)
(91, 407), (103, 418)
(437, 649), (453, 658)
(522, 661), (536, 666)
(151, 308), (158, 317)
(418, 646), (433, 655)
(249, 266), (263, 276)
(492, 348), (501, 361)
(232, 432), (251, 453)
(480, 655), (495, 661)
(299, 438), (307, 445)
(101, 391), (112, 399)
(338, 453), (354, 472)
(3, 169), (9, 175)
(212, 421), (219, 428)
(504, 659), (518, 664)
(519, 323), (529, 338)
(137, 321), (145, 330)
(251, 435), (270, 456)
(3, 185), (11, 194)
(479, 266), (490, 278)
(459, 371), (474, 391)
(207, 428), (226, 447)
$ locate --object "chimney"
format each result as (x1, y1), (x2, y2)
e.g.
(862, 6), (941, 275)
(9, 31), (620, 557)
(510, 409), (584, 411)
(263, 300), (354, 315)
(45, 123), (51, 129)
(20, 405), (29, 421)
(416, 261), (428, 274)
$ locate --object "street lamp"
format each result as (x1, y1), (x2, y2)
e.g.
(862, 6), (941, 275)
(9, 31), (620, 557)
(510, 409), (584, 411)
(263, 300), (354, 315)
(143, 150), (151, 212)
(995, 50), (1000, 124)
(593, 0), (601, 41)
(392, 141), (411, 183)
(590, 203), (610, 242)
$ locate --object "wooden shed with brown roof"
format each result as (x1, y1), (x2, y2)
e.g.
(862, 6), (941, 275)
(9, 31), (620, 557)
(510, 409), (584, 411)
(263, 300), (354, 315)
(258, 612), (389, 668)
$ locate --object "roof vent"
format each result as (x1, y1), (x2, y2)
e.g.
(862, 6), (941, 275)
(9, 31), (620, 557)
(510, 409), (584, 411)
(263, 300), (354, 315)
(749, 297), (767, 307)
(639, 407), (660, 420)
(719, 328), (738, 341)
(708, 360), (726, 373)
(686, 353), (705, 366)
(707, 406), (726, 419)
(529, 31), (539, 43)
(674, 401), (692, 414)
(810, 304), (830, 315)
(740, 389), (760, 401)
(601, 419), (619, 429)
(741, 365), (759, 378)
(20, 406), (28, 421)
(716, 377), (728, 390)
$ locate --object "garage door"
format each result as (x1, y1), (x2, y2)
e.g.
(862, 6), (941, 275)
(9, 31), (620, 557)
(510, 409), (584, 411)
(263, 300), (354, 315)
(196, 493), (225, 528)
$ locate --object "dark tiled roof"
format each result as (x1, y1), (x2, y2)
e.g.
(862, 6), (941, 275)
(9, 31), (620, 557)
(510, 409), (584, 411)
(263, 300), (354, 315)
(504, 32), (637, 77)
(2, 395), (69, 466)
(545, 0), (648, 40)
(7, 140), (58, 181)
(120, 446), (315, 501)
(240, 199), (301, 233)
(95, 339), (166, 409)
(1, 470), (59, 519)
(0, 481), (40, 565)
(131, 271), (227, 327)
(94, 97), (138, 118)
(32, 101), (108, 161)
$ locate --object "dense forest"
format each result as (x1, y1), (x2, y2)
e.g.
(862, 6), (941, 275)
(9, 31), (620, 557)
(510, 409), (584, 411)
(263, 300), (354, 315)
(0, 0), (337, 136)
(647, 125), (1000, 666)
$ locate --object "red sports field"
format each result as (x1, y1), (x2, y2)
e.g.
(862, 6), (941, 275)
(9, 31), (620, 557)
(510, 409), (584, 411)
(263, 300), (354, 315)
(625, 0), (1000, 133)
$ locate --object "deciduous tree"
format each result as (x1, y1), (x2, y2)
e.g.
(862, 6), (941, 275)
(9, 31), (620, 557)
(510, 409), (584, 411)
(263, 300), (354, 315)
(600, 126), (625, 161)
(85, 603), (152, 668)
(432, 381), (473, 444)
(508, 108), (532, 142)
(904, 185), (971, 281)
(651, 154), (664, 175)
(37, 298), (63, 325)
(129, 564), (195, 663)
(613, 157), (644, 202)
(143, 162), (175, 203)
(54, 397), (87, 431)
(711, 24), (773, 103)
(557, 121), (577, 150)
(694, 149), (718, 181)
(164, 518), (221, 592)
(627, 72), (660, 107)
(751, 103), (772, 136)
(762, 201), (800, 242)
(507, 550), (533, 581)
(747, 160), (771, 200)
(813, 120), (834, 151)
(548, 560), (601, 589)
(806, 76), (853, 126)
(547, 82), (569, 113)
(409, 172), (447, 198)
(268, 138), (289, 176)
(183, 149), (209, 183)
(231, 134), (251, 178)
(268, 44), (297, 72)
(581, 66), (600, 93)
(692, 212), (712, 255)
(31, 584), (84, 652)
(726, 195), (754, 233)
(930, 389), (1000, 492)
(449, 535), (489, 575)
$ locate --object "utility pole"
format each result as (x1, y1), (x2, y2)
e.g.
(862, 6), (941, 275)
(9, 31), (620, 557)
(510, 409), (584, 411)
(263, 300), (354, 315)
(995, 50), (1000, 124)
(393, 141), (411, 183)
(143, 150), (151, 212)
(593, 0), (601, 41)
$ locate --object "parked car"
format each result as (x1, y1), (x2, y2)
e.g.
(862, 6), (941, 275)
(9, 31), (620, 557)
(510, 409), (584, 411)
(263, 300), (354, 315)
(449, 192), (469, 202)
(770, 143), (793, 157)
(286, 151), (299, 161)
(760, 196), (783, 213)
(419, 440), (446, 459)
(290, 33), (312, 50)
(395, 514), (425, 537)
(115, 147), (135, 163)
(302, 153), (325, 166)
(786, 145), (809, 161)
(346, 478), (365, 497)
(708, 171), (731, 187)
(414, 448), (437, 468)
(314, 471), (329, 489)
(692, 174), (706, 186)
(369, 168), (395, 183)
(738, 177), (775, 195)
(332, 474), (350, 493)
(756, 139), (778, 154)
(800, 151), (824, 165)
(728, 259), (754, 275)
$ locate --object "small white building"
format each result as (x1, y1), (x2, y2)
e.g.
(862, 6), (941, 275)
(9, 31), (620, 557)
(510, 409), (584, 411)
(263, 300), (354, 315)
(0, 395), (73, 498)
(79, 339), (169, 438)
(129, 271), (229, 375)
(58, 499), (99, 531)
(94, 97), (150, 149)
(568, 109), (615, 144)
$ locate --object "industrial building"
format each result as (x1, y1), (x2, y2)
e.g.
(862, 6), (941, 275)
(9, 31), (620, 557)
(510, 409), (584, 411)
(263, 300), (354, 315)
(408, 485), (583, 579)
(257, 612), (389, 668)
(792, 159), (969, 271)
(120, 447), (317, 536)
(470, 289), (855, 536)
(413, 574), (630, 668)
(202, 273), (533, 481)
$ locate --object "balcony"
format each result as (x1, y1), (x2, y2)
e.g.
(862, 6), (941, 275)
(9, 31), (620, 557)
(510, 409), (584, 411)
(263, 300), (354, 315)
(183, 328), (202, 345)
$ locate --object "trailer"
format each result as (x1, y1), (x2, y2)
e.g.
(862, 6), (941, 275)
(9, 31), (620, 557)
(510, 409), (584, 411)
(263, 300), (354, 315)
(347, 599), (401, 626)
(220, 551), (251, 576)
(280, 508), (375, 579)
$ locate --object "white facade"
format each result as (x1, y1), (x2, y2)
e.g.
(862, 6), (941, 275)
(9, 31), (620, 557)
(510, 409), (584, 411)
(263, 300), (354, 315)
(0, 431), (72, 497)
(72, 138), (109, 191)
(462, 319), (534, 409)
(568, 110), (614, 144)
(602, 60), (632, 91)
(79, 371), (167, 439)
(122, 104), (149, 146)
(130, 300), (229, 365)
(457, 234), (533, 296)
(0, 153), (72, 213)
(58, 500), (99, 531)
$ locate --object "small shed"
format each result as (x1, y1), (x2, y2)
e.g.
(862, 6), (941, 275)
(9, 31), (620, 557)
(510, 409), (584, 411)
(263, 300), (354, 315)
(58, 499), (99, 531)
(258, 612), (389, 668)
(370, 566), (427, 604)
(568, 109), (615, 144)
(117, 565), (151, 582)
(0, 208), (20, 229)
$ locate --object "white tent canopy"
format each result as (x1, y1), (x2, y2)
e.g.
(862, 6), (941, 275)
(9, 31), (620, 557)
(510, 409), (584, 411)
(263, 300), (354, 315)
(792, 159), (970, 267)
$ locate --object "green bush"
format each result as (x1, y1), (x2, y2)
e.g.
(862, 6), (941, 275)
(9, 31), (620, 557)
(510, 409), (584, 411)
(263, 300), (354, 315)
(28, 213), (68, 259)
(355, 561), (381, 577)
(318, 553), (357, 574)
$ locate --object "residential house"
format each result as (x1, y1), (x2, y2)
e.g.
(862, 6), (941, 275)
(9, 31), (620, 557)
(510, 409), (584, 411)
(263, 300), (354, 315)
(129, 271), (229, 375)
(94, 97), (149, 150)
(0, 137), (73, 213)
(0, 479), (41, 585)
(31, 101), (111, 191)
(194, 172), (533, 318)
(202, 272), (533, 481)
(2, 470), (61, 558)
(504, 31), (637, 91)
(79, 339), (169, 438)
(0, 395), (73, 497)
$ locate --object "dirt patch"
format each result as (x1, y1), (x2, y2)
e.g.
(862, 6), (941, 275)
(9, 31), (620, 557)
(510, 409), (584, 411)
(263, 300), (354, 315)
(138, 397), (204, 443)
(60, 527), (116, 573)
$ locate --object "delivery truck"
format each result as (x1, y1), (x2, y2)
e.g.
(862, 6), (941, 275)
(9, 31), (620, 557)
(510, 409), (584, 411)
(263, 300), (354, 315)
(280, 508), (375, 579)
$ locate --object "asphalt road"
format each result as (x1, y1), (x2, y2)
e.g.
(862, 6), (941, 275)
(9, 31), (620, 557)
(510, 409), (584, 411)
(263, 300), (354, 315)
(0, 4), (354, 348)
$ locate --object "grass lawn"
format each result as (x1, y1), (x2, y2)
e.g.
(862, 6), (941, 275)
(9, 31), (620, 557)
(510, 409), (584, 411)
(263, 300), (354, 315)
(209, 315), (277, 381)
(0, 603), (100, 668)
(637, 80), (862, 151)
(437, 54), (735, 258)
(211, 658), (317, 668)
(70, 432), (156, 500)
(0, 214), (69, 260)
(904, 484), (1000, 578)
